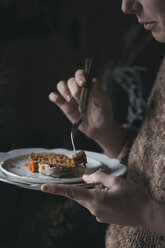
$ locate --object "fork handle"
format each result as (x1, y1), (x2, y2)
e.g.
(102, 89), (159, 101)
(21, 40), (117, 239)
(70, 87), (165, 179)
(79, 58), (93, 114)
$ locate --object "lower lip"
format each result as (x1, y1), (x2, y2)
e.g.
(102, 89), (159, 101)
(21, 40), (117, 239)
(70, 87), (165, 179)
(144, 22), (156, 31)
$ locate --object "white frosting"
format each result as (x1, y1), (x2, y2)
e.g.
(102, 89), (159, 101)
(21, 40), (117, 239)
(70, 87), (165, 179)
(38, 163), (69, 177)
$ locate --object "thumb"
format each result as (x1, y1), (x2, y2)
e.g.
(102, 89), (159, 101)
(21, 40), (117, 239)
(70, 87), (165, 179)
(90, 79), (111, 108)
(82, 171), (119, 189)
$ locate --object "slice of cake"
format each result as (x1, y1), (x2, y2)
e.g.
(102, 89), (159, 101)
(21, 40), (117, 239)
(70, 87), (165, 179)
(25, 151), (87, 178)
(72, 151), (87, 166)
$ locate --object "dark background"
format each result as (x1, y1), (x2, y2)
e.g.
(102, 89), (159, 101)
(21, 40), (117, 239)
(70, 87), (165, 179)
(0, 1), (165, 248)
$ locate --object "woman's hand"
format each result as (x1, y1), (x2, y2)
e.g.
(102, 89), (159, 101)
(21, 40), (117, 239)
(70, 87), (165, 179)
(41, 172), (152, 227)
(49, 70), (113, 140)
(49, 70), (126, 157)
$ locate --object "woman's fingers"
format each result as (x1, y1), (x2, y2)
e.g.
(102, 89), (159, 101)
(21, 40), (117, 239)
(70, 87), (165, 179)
(49, 92), (65, 105)
(67, 77), (81, 101)
(49, 78), (82, 122)
(56, 78), (82, 102)
(75, 69), (87, 86)
(49, 91), (80, 123)
(57, 80), (72, 102)
(41, 184), (98, 215)
(41, 184), (92, 202)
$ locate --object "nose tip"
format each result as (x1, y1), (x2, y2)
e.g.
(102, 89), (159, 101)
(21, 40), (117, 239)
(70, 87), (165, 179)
(121, 0), (141, 14)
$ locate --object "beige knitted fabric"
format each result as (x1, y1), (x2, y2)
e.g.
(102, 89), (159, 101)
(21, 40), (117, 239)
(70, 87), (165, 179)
(106, 56), (165, 248)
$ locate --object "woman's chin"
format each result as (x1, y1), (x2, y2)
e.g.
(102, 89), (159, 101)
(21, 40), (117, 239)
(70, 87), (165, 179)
(152, 31), (165, 43)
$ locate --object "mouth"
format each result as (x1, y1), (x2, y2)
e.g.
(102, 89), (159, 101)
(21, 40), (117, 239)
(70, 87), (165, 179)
(139, 21), (157, 31)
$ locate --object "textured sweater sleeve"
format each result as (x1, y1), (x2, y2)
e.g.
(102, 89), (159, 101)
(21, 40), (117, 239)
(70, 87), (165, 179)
(117, 124), (138, 165)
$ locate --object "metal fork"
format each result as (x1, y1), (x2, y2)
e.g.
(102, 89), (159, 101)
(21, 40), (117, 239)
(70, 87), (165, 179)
(71, 58), (93, 154)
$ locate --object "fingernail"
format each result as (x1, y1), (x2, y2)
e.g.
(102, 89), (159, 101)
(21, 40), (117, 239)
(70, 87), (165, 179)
(49, 93), (57, 102)
(41, 185), (49, 192)
(79, 80), (84, 86)
(65, 94), (71, 102)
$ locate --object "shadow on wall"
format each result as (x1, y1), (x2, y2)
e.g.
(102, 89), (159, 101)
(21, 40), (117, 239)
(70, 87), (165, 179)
(0, 0), (136, 152)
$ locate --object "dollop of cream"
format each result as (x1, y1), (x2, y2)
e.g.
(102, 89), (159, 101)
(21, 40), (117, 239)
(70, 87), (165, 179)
(38, 163), (69, 177)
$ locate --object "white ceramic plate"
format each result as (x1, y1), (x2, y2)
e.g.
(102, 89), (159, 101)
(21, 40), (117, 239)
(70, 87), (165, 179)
(0, 154), (102, 184)
(0, 148), (126, 188)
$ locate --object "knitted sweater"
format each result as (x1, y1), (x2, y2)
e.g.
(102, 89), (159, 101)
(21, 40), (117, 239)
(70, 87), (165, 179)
(106, 56), (165, 248)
